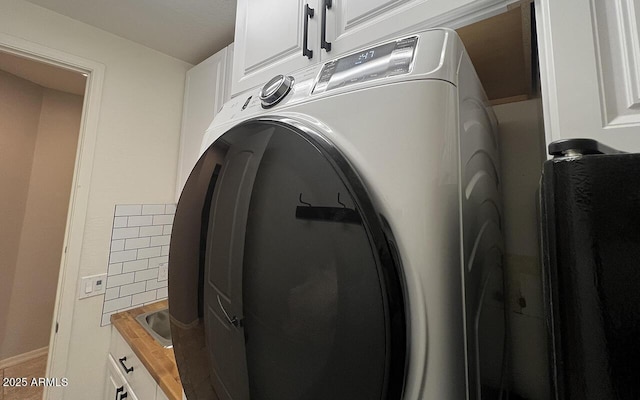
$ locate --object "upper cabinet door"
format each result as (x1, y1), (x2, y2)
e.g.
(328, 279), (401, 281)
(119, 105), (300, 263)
(537, 0), (640, 153)
(232, 0), (318, 95)
(176, 46), (229, 201)
(323, 0), (505, 59)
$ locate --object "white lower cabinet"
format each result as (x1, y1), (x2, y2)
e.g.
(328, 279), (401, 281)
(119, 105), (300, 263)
(106, 355), (139, 400)
(105, 328), (167, 400)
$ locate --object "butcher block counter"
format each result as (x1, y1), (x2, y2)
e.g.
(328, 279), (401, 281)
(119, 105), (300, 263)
(111, 300), (183, 400)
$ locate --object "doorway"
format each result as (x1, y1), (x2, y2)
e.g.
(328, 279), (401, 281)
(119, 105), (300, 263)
(0, 50), (85, 400)
(0, 33), (104, 400)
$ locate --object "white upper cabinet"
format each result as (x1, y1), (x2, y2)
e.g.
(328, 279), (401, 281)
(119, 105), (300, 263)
(232, 0), (318, 95)
(231, 0), (515, 97)
(537, 0), (640, 153)
(176, 45), (232, 200)
(324, 0), (504, 58)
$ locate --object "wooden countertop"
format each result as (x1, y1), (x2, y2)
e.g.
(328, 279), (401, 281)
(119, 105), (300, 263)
(111, 300), (183, 400)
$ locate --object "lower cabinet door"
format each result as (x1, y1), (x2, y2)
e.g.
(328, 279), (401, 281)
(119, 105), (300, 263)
(111, 329), (157, 399)
(105, 355), (139, 400)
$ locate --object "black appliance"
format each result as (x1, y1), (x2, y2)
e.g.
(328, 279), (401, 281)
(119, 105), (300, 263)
(540, 138), (640, 400)
(167, 120), (406, 400)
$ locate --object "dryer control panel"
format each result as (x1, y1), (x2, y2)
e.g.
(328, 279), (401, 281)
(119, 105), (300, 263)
(312, 36), (418, 95)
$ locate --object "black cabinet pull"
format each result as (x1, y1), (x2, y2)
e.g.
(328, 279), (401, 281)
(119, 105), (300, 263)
(120, 391), (128, 400)
(115, 386), (124, 400)
(321, 0), (332, 52)
(303, 4), (314, 59)
(118, 356), (134, 374)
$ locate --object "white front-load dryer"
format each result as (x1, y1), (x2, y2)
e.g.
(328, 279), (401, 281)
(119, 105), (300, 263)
(169, 28), (504, 400)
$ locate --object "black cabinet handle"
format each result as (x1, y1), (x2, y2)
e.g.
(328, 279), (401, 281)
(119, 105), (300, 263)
(118, 356), (134, 374)
(303, 4), (314, 59)
(115, 386), (124, 400)
(120, 391), (128, 400)
(321, 0), (332, 52)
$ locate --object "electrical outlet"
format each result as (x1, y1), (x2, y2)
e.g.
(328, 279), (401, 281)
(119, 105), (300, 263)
(158, 263), (168, 281)
(78, 273), (107, 299)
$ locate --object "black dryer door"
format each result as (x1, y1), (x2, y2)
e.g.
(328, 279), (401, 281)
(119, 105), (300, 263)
(168, 119), (406, 400)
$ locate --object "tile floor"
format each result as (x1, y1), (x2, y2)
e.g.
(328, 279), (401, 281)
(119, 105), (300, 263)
(1, 354), (47, 400)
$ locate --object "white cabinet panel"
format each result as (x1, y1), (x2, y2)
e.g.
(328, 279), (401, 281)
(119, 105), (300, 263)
(110, 328), (157, 400)
(325, 0), (506, 59)
(104, 365), (121, 400)
(345, 0), (409, 21)
(592, 0), (640, 126)
(536, 0), (640, 152)
(232, 0), (318, 94)
(224, 43), (234, 102)
(230, 0), (513, 95)
(105, 355), (139, 400)
(107, 326), (182, 400)
(176, 46), (229, 200)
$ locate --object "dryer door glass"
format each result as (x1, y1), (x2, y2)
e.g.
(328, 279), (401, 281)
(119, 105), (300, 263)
(169, 120), (406, 400)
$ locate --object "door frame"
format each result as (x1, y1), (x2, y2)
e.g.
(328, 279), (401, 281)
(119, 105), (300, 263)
(0, 32), (105, 399)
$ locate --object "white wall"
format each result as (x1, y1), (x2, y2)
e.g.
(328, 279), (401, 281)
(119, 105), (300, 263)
(1, 84), (84, 361)
(0, 70), (42, 355)
(494, 98), (549, 400)
(0, 0), (191, 397)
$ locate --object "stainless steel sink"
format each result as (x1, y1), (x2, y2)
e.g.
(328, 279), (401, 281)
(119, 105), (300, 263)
(135, 308), (173, 348)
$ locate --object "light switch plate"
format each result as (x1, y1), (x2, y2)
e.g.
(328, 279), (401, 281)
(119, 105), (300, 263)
(158, 263), (168, 281)
(78, 273), (107, 299)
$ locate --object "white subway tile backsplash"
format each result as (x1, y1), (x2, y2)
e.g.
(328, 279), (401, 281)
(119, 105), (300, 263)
(148, 256), (169, 269)
(113, 217), (128, 228)
(150, 235), (171, 247)
(111, 240), (125, 252)
(132, 290), (157, 306)
(146, 279), (168, 290)
(108, 263), (123, 275)
(135, 268), (159, 282)
(125, 237), (151, 250)
(127, 215), (153, 227)
(122, 259), (148, 273)
(142, 204), (165, 215)
(103, 296), (132, 313)
(105, 287), (120, 301)
(102, 203), (175, 326)
(110, 249), (137, 263)
(112, 227), (140, 240)
(120, 281), (146, 297)
(106, 273), (134, 288)
(139, 225), (163, 237)
(137, 246), (162, 259)
(118, 305), (139, 313)
(153, 214), (174, 225)
(157, 287), (168, 299)
(115, 205), (142, 216)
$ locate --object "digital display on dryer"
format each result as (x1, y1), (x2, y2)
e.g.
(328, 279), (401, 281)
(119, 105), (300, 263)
(335, 42), (396, 72)
(313, 36), (418, 94)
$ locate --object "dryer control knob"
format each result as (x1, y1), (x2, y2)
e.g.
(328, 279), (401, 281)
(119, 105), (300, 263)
(260, 75), (294, 108)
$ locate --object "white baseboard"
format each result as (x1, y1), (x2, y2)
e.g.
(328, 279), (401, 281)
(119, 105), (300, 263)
(0, 347), (48, 370)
